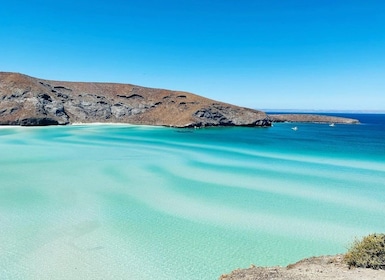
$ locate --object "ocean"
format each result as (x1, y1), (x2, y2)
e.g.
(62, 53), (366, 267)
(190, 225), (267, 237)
(1, 113), (384, 279)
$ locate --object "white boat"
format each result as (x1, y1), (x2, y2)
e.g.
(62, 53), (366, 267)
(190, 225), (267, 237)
(291, 126), (298, 131)
(329, 123), (335, 127)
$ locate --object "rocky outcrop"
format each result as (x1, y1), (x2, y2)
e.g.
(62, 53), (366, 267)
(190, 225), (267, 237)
(0, 72), (271, 127)
(193, 105), (272, 127)
(219, 254), (385, 280)
(269, 114), (359, 124)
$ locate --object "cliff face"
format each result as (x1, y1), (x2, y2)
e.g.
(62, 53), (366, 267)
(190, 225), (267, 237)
(0, 72), (271, 127)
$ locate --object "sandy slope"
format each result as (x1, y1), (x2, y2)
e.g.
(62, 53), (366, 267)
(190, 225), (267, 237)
(219, 255), (385, 280)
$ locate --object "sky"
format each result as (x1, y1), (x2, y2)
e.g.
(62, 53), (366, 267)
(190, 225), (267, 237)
(1, 0), (385, 111)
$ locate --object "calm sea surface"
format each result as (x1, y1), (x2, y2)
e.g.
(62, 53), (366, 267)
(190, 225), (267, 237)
(1, 113), (384, 279)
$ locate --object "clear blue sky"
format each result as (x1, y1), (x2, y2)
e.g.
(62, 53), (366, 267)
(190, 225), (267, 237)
(1, 0), (384, 111)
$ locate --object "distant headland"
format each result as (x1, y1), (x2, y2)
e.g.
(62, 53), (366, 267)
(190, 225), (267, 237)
(269, 113), (359, 124)
(0, 72), (359, 127)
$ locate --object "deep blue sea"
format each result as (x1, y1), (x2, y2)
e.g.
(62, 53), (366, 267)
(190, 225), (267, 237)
(1, 113), (384, 279)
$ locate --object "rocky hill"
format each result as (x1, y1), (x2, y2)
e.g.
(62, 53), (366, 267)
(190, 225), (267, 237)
(0, 72), (271, 127)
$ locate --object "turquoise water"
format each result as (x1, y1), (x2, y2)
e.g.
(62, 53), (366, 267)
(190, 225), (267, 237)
(1, 114), (385, 279)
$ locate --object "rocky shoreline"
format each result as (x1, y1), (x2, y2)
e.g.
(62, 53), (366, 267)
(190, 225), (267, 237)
(219, 254), (385, 280)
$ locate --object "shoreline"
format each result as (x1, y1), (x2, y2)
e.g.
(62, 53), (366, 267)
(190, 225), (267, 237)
(219, 254), (385, 280)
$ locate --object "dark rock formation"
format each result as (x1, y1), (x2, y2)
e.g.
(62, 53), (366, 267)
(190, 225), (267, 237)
(269, 114), (359, 124)
(19, 118), (60, 126)
(0, 72), (271, 127)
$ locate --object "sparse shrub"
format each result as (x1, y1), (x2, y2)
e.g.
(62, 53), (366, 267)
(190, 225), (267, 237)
(344, 233), (385, 270)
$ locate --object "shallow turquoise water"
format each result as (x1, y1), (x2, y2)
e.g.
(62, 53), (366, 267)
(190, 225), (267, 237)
(1, 115), (385, 279)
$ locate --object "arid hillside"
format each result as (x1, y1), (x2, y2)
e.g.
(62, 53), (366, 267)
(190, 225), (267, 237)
(0, 72), (271, 127)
